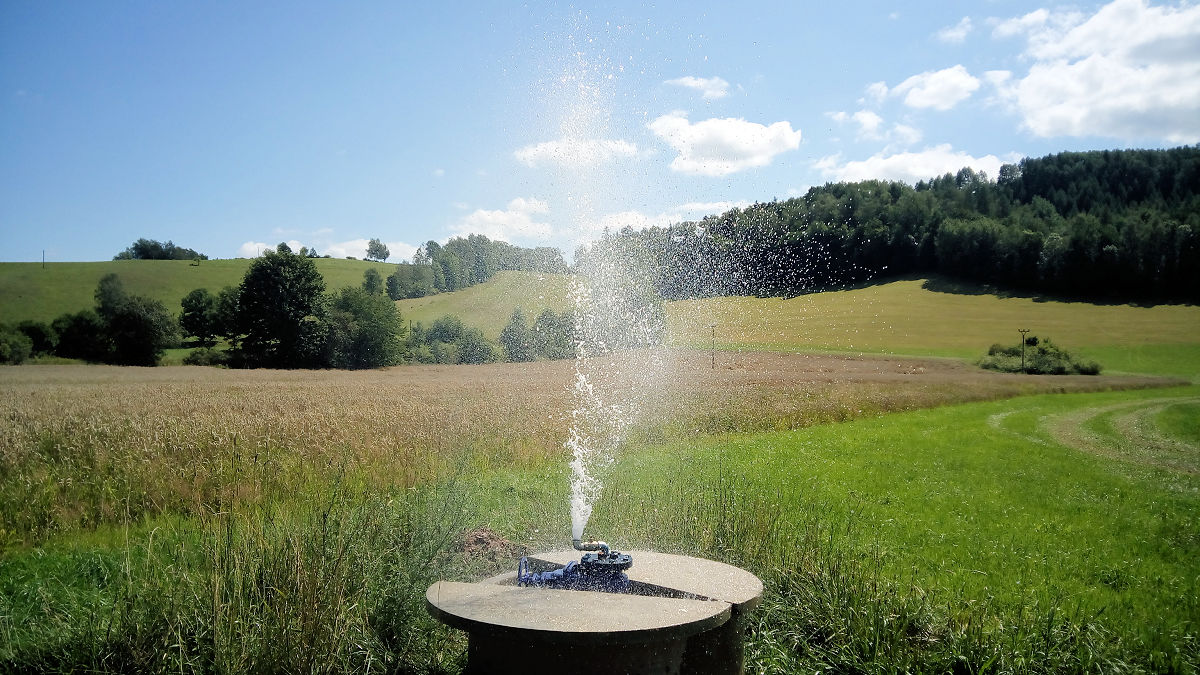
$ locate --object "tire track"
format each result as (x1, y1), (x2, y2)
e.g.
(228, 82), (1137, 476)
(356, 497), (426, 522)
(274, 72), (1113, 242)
(1042, 396), (1200, 475)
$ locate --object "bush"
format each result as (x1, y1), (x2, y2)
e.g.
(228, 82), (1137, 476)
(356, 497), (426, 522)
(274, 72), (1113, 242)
(0, 326), (33, 364)
(16, 320), (57, 355)
(979, 337), (1101, 375)
(182, 347), (227, 367)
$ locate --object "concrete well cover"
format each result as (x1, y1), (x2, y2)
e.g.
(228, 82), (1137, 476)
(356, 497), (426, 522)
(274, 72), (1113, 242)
(426, 581), (730, 645)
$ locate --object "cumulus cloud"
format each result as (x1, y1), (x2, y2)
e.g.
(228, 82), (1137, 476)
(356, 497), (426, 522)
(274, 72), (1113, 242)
(830, 110), (922, 147)
(889, 65), (981, 110)
(320, 239), (417, 261)
(665, 75), (731, 100)
(647, 112), (802, 176)
(237, 241), (293, 258)
(514, 138), (638, 168)
(863, 81), (889, 104)
(452, 197), (553, 242)
(990, 0), (1200, 143)
(815, 144), (1012, 184)
(937, 17), (973, 43)
(831, 110), (884, 139)
(583, 201), (753, 238)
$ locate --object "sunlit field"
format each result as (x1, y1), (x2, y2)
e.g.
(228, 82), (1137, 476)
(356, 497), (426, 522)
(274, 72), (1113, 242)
(668, 277), (1200, 378)
(1, 351), (1192, 672)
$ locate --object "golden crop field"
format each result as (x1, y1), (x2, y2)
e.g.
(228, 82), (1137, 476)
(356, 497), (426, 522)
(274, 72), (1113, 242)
(0, 353), (1173, 548)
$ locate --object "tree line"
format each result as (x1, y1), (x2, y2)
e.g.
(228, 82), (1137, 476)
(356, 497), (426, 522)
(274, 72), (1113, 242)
(1, 274), (180, 366)
(390, 234), (567, 299)
(113, 238), (209, 261)
(2, 241), (576, 368)
(585, 147), (1200, 302)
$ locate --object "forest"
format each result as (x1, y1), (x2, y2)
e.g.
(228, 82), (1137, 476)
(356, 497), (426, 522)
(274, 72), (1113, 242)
(582, 147), (1200, 302)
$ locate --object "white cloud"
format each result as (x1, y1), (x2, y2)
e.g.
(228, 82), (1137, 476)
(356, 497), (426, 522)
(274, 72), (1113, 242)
(830, 110), (922, 147)
(452, 197), (553, 242)
(991, 0), (1200, 143)
(237, 240), (307, 258)
(815, 144), (1013, 184)
(584, 200), (753, 238)
(321, 239), (370, 259)
(665, 75), (731, 100)
(890, 65), (980, 110)
(831, 110), (883, 139)
(514, 138), (638, 167)
(937, 17), (973, 44)
(863, 81), (889, 104)
(238, 241), (276, 258)
(647, 112), (802, 176)
(309, 238), (415, 261)
(890, 124), (923, 147)
(433, 168), (445, 177)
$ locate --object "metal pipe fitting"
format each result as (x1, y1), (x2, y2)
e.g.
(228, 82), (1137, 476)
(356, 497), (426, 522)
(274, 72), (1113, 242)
(572, 538), (610, 554)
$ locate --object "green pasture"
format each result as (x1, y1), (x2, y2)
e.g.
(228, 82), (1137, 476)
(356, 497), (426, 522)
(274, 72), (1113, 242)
(395, 270), (572, 339)
(4, 383), (1197, 671)
(0, 258), (396, 323)
(667, 277), (1200, 379)
(589, 384), (1200, 671)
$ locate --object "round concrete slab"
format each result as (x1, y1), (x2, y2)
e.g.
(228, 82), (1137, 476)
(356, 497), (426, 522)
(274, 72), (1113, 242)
(426, 580), (730, 646)
(426, 551), (763, 674)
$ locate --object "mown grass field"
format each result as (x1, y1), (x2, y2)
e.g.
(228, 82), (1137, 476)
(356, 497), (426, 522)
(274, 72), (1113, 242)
(667, 277), (1200, 378)
(394, 271), (572, 338)
(0, 258), (396, 324)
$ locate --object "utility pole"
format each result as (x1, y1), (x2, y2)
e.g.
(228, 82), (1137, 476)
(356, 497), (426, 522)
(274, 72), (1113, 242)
(709, 323), (717, 370)
(1018, 328), (1031, 373)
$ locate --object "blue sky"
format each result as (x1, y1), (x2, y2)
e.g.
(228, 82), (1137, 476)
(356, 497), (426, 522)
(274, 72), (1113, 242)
(2, 0), (1198, 262)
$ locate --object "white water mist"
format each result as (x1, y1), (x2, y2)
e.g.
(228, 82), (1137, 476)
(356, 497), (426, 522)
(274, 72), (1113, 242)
(524, 13), (671, 542)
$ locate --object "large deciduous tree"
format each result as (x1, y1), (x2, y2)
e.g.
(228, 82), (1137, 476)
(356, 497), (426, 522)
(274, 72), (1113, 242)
(233, 244), (327, 368)
(366, 238), (390, 262)
(179, 288), (220, 345)
(499, 307), (534, 362)
(93, 273), (179, 366)
(362, 268), (384, 295)
(323, 287), (405, 369)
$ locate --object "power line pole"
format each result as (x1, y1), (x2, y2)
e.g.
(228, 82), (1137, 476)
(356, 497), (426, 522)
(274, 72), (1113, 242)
(1018, 328), (1031, 373)
(709, 323), (717, 370)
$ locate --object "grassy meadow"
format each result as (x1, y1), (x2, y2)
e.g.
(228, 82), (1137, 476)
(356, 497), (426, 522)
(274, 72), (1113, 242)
(394, 271), (572, 339)
(1, 270), (1199, 672)
(667, 277), (1200, 379)
(0, 258), (397, 324)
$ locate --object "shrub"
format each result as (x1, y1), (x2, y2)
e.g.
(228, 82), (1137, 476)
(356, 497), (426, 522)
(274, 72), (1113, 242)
(16, 320), (57, 355)
(182, 347), (228, 367)
(979, 337), (1101, 375)
(0, 325), (33, 364)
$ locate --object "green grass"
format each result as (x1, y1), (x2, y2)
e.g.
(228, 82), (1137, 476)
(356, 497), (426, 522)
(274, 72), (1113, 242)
(4, 380), (1195, 672)
(666, 276), (1200, 378)
(0, 258), (397, 324)
(590, 385), (1200, 672)
(1156, 401), (1200, 446)
(395, 270), (572, 339)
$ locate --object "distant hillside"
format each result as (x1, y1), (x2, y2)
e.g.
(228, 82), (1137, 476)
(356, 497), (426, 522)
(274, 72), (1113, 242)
(396, 270), (572, 339)
(590, 146), (1200, 302)
(666, 275), (1200, 378)
(0, 258), (396, 324)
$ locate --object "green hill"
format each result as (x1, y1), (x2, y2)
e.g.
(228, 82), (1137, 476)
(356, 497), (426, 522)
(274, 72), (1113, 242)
(666, 276), (1200, 378)
(395, 270), (573, 339)
(0, 258), (397, 324)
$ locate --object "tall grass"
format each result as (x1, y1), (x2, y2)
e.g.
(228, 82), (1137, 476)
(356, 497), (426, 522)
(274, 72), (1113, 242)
(0, 481), (484, 673)
(1, 362), (1193, 672)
